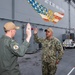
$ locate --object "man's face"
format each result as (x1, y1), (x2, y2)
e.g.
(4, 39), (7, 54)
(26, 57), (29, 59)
(11, 29), (16, 37)
(45, 31), (52, 38)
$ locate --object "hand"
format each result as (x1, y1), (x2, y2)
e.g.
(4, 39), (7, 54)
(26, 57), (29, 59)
(26, 23), (31, 42)
(33, 28), (38, 34)
(56, 60), (59, 64)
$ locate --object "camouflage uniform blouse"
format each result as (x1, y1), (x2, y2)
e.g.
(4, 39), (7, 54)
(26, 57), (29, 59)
(34, 34), (64, 63)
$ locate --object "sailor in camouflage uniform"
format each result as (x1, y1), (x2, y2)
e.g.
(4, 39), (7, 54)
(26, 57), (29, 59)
(34, 27), (64, 75)
(0, 22), (31, 75)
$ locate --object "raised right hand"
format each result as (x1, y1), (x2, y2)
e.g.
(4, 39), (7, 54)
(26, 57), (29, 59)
(33, 28), (38, 34)
(26, 23), (31, 42)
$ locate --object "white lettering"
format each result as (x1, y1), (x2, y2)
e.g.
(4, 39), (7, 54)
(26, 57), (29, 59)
(49, 1), (52, 6)
(45, 0), (48, 4)
(60, 8), (65, 13)
(44, 0), (65, 13)
(56, 5), (59, 9)
(52, 3), (55, 7)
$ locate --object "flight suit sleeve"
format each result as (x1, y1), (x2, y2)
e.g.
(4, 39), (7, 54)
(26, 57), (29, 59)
(55, 40), (64, 62)
(34, 34), (44, 43)
(8, 39), (29, 57)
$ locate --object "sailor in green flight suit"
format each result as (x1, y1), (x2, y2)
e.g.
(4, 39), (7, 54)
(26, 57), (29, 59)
(0, 22), (31, 75)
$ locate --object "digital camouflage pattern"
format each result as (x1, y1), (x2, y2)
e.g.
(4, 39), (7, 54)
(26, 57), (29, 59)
(42, 61), (57, 75)
(34, 34), (64, 75)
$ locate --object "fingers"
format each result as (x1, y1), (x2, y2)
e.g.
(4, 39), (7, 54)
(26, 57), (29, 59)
(26, 23), (38, 34)
(33, 28), (38, 34)
(34, 28), (38, 30)
(26, 23), (31, 37)
(26, 23), (31, 31)
(26, 23), (31, 42)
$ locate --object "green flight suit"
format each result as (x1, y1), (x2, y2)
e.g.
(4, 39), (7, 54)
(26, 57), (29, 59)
(34, 34), (64, 75)
(0, 35), (29, 75)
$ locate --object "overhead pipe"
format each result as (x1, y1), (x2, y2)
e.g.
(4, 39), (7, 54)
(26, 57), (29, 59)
(12, 0), (15, 22)
(0, 17), (74, 30)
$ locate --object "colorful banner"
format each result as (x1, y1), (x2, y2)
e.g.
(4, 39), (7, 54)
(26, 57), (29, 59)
(27, 0), (64, 24)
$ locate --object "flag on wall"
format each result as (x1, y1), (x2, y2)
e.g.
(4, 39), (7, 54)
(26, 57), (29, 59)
(27, 0), (64, 24)
(53, 12), (64, 24)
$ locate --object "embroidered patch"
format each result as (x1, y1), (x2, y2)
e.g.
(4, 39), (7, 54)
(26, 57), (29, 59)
(13, 45), (19, 50)
(11, 39), (14, 42)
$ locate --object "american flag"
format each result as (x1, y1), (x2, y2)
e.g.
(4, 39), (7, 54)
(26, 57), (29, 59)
(27, 0), (64, 24)
(28, 0), (47, 15)
(53, 12), (64, 24)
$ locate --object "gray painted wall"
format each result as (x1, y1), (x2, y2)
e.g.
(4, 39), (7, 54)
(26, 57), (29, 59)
(0, 0), (75, 52)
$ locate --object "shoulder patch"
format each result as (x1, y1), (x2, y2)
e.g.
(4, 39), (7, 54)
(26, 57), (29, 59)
(13, 45), (19, 50)
(11, 39), (14, 42)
